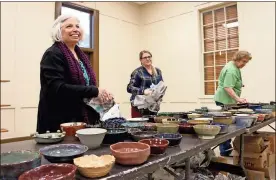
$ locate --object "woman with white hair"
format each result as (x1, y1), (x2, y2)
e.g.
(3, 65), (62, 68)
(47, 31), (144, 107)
(37, 14), (113, 133)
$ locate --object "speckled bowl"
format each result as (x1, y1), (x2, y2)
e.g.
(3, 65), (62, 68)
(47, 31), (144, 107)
(154, 133), (182, 146)
(18, 164), (77, 180)
(110, 142), (150, 165)
(131, 131), (158, 141)
(39, 144), (88, 163)
(193, 125), (221, 139)
(139, 138), (169, 155)
(1, 150), (41, 179)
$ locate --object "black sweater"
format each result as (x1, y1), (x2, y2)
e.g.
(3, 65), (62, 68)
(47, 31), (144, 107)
(37, 43), (99, 133)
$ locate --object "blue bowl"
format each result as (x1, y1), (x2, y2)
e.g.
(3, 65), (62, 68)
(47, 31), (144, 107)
(154, 133), (182, 146)
(212, 123), (228, 134)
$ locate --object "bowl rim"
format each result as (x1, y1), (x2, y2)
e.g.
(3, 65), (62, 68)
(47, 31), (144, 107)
(73, 154), (115, 168)
(154, 133), (182, 140)
(18, 163), (77, 179)
(110, 142), (150, 153)
(139, 138), (169, 147)
(39, 144), (88, 157)
(1, 150), (41, 167)
(193, 124), (221, 129)
(76, 128), (107, 135)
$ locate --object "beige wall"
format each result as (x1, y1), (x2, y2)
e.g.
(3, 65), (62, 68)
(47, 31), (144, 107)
(1, 2), (275, 139)
(140, 2), (275, 111)
(1, 2), (140, 139)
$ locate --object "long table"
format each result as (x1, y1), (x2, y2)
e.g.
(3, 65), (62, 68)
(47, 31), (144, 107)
(1, 118), (275, 180)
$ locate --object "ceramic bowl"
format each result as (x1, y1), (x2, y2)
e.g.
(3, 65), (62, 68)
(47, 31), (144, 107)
(1, 150), (41, 179)
(31, 130), (66, 144)
(60, 122), (86, 136)
(187, 120), (210, 125)
(144, 123), (157, 131)
(74, 155), (115, 178)
(207, 106), (222, 112)
(154, 133), (182, 146)
(235, 115), (257, 128)
(18, 164), (77, 180)
(126, 117), (149, 122)
(39, 144), (88, 163)
(154, 116), (170, 123)
(156, 123), (179, 133)
(139, 138), (169, 155)
(187, 113), (203, 119)
(193, 125), (221, 139)
(102, 129), (127, 145)
(131, 131), (158, 141)
(211, 123), (229, 134)
(121, 122), (145, 129)
(162, 118), (182, 124)
(110, 142), (150, 165)
(255, 108), (273, 114)
(178, 123), (195, 134)
(101, 118), (126, 129)
(213, 116), (233, 125)
(76, 128), (107, 149)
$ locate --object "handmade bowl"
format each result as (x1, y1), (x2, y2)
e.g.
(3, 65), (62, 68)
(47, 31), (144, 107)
(101, 117), (126, 129)
(255, 108), (273, 114)
(235, 115), (257, 128)
(18, 164), (77, 180)
(144, 123), (157, 131)
(211, 123), (229, 134)
(126, 117), (149, 122)
(31, 130), (66, 144)
(178, 123), (195, 134)
(131, 131), (158, 141)
(39, 144), (88, 163)
(1, 150), (41, 179)
(213, 116), (233, 125)
(76, 128), (107, 149)
(60, 122), (86, 136)
(156, 123), (179, 133)
(187, 113), (203, 119)
(74, 155), (115, 178)
(193, 125), (221, 139)
(162, 118), (182, 124)
(102, 129), (127, 145)
(139, 138), (169, 155)
(187, 120), (210, 125)
(154, 116), (170, 123)
(207, 106), (222, 112)
(121, 122), (145, 129)
(154, 133), (182, 146)
(110, 142), (150, 165)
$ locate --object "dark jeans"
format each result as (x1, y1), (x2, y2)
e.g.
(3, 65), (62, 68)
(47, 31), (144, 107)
(215, 101), (232, 156)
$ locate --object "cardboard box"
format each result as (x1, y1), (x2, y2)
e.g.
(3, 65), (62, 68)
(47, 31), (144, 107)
(254, 132), (275, 153)
(247, 164), (275, 179)
(246, 169), (265, 180)
(233, 146), (269, 169)
(233, 136), (266, 153)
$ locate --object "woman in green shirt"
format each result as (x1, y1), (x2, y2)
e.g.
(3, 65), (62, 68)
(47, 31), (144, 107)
(214, 50), (252, 156)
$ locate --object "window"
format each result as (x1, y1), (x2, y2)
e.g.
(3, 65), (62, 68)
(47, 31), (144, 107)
(201, 4), (239, 95)
(55, 2), (99, 85)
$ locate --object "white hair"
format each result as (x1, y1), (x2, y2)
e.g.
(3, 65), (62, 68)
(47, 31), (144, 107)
(51, 14), (84, 42)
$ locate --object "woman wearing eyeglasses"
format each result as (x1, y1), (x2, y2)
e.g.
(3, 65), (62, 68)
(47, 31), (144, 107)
(127, 50), (164, 118)
(214, 50), (252, 156)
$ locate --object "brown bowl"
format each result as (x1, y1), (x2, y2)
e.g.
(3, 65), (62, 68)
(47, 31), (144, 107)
(110, 142), (150, 165)
(18, 164), (77, 180)
(139, 139), (169, 155)
(60, 122), (86, 136)
(154, 116), (170, 123)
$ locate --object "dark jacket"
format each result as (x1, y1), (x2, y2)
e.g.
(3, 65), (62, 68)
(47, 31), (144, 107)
(37, 43), (99, 133)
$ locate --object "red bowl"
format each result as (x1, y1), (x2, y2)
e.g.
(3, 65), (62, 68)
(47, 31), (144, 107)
(18, 164), (77, 180)
(139, 138), (169, 155)
(178, 123), (195, 134)
(60, 122), (86, 136)
(110, 142), (150, 165)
